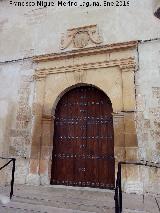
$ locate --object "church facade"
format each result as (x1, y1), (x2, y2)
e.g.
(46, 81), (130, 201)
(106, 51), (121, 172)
(0, 0), (160, 194)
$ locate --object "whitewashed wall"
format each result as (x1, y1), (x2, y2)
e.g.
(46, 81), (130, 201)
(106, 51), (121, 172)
(135, 40), (160, 194)
(0, 60), (34, 184)
(0, 0), (160, 61)
(0, 0), (160, 190)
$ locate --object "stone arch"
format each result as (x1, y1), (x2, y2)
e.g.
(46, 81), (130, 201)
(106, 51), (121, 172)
(42, 72), (123, 121)
(51, 83), (113, 118)
(27, 41), (138, 189)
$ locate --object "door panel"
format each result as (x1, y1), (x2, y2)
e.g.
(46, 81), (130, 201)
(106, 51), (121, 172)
(51, 86), (115, 189)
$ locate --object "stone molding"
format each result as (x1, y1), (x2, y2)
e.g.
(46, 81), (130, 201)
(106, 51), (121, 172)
(29, 40), (138, 188)
(33, 41), (137, 62)
(112, 112), (124, 118)
(60, 25), (103, 50)
(33, 41), (137, 81)
(34, 57), (136, 80)
(41, 115), (54, 121)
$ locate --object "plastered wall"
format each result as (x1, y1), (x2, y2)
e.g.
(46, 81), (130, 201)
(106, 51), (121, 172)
(135, 40), (160, 194)
(0, 60), (34, 184)
(0, 0), (160, 193)
(0, 0), (160, 61)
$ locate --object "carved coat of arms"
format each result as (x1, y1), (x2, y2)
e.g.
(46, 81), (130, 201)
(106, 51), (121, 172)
(60, 25), (103, 50)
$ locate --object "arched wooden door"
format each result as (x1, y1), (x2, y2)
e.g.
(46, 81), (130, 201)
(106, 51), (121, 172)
(51, 86), (115, 189)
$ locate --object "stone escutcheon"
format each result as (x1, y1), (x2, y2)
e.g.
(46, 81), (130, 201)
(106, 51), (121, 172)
(60, 25), (103, 50)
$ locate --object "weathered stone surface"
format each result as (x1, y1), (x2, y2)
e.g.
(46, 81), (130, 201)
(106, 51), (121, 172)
(0, 185), (159, 213)
(0, 0), (160, 61)
(0, 0), (160, 195)
(135, 40), (160, 193)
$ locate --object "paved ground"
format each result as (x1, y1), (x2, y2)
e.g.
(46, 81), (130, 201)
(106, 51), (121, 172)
(0, 184), (159, 213)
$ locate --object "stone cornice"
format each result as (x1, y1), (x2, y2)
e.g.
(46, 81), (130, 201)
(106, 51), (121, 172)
(112, 112), (124, 118)
(34, 57), (136, 80)
(33, 41), (138, 63)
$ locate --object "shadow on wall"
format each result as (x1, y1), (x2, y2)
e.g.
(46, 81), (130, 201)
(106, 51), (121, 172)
(154, 0), (160, 19)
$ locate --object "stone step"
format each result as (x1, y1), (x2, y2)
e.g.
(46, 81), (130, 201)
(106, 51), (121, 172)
(0, 201), (96, 213)
(123, 210), (151, 213)
(122, 193), (160, 213)
(12, 195), (115, 213)
(1, 184), (115, 201)
(11, 186), (115, 213)
(0, 185), (159, 213)
(0, 185), (115, 213)
(13, 185), (115, 201)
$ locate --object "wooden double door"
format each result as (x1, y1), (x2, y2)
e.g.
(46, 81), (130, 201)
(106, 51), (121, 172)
(51, 86), (115, 189)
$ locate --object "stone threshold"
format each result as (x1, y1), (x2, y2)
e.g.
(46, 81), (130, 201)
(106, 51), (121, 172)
(43, 184), (115, 193)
